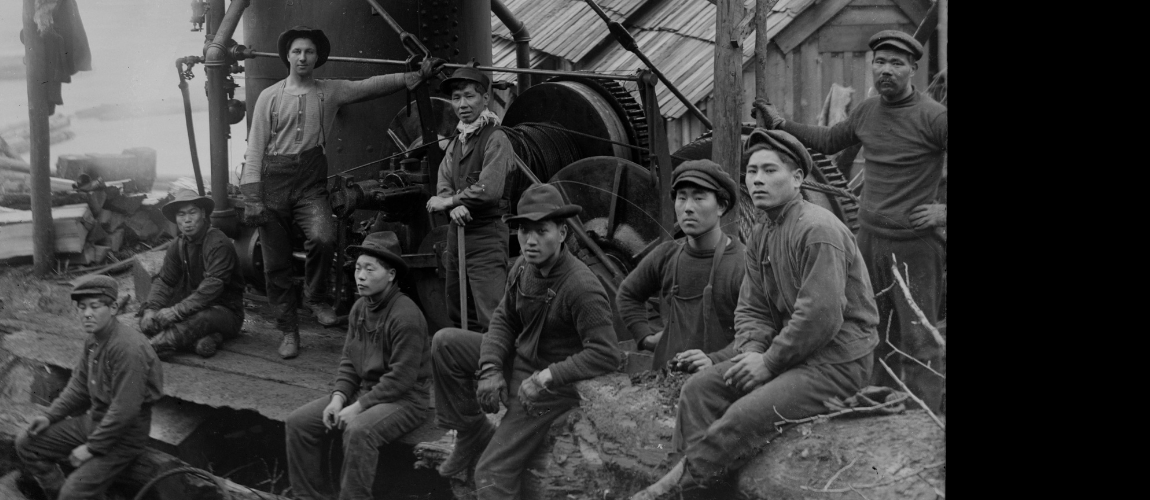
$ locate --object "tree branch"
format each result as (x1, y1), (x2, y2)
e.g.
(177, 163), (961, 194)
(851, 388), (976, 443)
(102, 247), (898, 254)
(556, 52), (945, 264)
(883, 311), (946, 379)
(878, 358), (944, 430)
(890, 254), (946, 350)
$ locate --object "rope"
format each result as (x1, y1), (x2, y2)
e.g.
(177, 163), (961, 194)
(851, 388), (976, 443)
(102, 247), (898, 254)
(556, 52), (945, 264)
(327, 133), (458, 179)
(132, 466), (232, 500)
(501, 123), (584, 208)
(802, 179), (860, 203)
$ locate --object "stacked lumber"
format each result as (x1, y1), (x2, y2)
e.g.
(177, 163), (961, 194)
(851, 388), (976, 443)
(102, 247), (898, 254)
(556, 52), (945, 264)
(56, 147), (157, 192)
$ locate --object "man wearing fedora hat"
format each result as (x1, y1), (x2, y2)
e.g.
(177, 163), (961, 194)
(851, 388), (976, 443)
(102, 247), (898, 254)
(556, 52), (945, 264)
(616, 159), (746, 372)
(431, 183), (620, 499)
(756, 29), (947, 412)
(284, 231), (432, 500)
(16, 276), (163, 500)
(140, 189), (245, 360)
(240, 25), (444, 358)
(425, 65), (515, 332)
(631, 130), (878, 499)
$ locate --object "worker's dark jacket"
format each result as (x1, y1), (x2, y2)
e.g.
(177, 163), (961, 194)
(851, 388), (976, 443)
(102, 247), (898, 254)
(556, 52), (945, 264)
(44, 320), (164, 455)
(734, 196), (879, 374)
(144, 226), (244, 318)
(435, 125), (515, 225)
(333, 286), (432, 409)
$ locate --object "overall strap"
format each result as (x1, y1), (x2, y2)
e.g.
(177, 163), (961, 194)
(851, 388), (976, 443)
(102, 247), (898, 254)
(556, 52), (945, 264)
(266, 80), (288, 155)
(317, 82), (326, 152)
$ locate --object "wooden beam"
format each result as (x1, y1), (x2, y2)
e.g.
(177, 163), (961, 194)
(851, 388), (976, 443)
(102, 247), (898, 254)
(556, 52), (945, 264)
(754, 0), (781, 123)
(828, 6), (913, 26)
(22, 0), (55, 276)
(715, 0), (745, 232)
(819, 23), (912, 53)
(890, 0), (929, 24)
(774, 0), (853, 54)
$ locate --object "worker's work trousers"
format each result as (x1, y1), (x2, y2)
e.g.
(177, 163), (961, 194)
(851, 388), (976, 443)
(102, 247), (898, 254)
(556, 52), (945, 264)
(155, 305), (243, 352)
(674, 356), (870, 484)
(285, 395), (429, 500)
(259, 147), (337, 334)
(444, 220), (509, 332)
(16, 412), (151, 500)
(431, 328), (580, 500)
(858, 228), (945, 413)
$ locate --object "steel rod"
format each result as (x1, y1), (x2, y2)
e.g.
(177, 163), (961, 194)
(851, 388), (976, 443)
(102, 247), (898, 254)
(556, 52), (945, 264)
(248, 52), (640, 81)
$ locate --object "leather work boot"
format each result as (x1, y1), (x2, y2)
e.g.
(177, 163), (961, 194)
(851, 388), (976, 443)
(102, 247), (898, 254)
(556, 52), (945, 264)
(194, 333), (225, 358)
(30, 464), (65, 500)
(150, 329), (181, 361)
(304, 301), (338, 326)
(279, 331), (300, 359)
(438, 418), (497, 479)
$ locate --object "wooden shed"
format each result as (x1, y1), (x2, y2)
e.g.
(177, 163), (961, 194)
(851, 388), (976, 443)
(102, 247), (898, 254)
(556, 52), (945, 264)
(757, 0), (935, 126)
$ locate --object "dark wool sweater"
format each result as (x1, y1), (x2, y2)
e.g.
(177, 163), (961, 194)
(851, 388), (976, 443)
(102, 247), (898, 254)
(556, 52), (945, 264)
(479, 248), (620, 387)
(616, 236), (745, 363)
(333, 286), (431, 409)
(782, 90), (947, 238)
(45, 320), (163, 455)
(145, 226), (244, 318)
(734, 195), (879, 375)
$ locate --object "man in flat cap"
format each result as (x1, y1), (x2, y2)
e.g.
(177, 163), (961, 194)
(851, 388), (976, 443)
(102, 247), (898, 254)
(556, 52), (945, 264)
(757, 29), (947, 411)
(285, 231), (431, 500)
(140, 189), (244, 359)
(240, 25), (444, 358)
(632, 130), (878, 499)
(426, 66), (515, 333)
(16, 276), (163, 500)
(616, 159), (745, 372)
(431, 183), (620, 499)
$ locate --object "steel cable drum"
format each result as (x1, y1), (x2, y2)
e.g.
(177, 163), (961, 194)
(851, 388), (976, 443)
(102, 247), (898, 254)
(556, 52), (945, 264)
(383, 97), (459, 161)
(549, 156), (669, 273)
(502, 79), (640, 164)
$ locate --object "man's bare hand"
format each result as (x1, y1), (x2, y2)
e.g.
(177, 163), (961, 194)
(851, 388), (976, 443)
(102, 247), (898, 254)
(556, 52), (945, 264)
(723, 352), (773, 393)
(155, 308), (180, 329)
(69, 444), (93, 468)
(641, 330), (663, 351)
(322, 393), (345, 430)
(336, 401), (363, 430)
(449, 205), (472, 225)
(673, 349), (713, 373)
(25, 416), (50, 436)
(910, 204), (946, 229)
(426, 195), (452, 213)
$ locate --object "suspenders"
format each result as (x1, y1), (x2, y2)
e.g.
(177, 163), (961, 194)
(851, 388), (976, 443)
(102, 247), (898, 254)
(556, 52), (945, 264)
(267, 80), (327, 155)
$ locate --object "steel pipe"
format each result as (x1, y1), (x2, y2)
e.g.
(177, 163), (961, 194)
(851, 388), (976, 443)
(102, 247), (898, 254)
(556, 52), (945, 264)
(204, 0), (250, 238)
(245, 51), (640, 81)
(492, 0), (533, 93)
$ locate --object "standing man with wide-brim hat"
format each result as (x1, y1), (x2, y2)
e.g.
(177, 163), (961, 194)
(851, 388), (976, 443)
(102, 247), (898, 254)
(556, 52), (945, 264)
(431, 183), (620, 498)
(425, 66), (515, 332)
(140, 189), (245, 359)
(285, 231), (432, 500)
(240, 25), (445, 359)
(756, 29), (948, 412)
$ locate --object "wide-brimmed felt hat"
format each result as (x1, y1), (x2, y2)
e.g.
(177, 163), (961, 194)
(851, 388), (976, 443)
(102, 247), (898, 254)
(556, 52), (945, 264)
(71, 275), (118, 303)
(503, 183), (581, 224)
(670, 159), (738, 205)
(346, 231), (408, 276)
(162, 188), (215, 223)
(868, 29), (923, 62)
(278, 25), (331, 68)
(743, 128), (814, 174)
(439, 66), (491, 94)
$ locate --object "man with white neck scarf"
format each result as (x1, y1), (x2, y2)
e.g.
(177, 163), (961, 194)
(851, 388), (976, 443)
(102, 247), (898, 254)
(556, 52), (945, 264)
(426, 66), (514, 332)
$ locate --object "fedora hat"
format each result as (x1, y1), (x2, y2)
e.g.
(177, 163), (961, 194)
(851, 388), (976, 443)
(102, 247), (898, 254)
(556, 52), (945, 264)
(503, 183), (581, 224)
(162, 189), (215, 223)
(346, 231), (408, 276)
(278, 25), (331, 68)
(439, 65), (491, 94)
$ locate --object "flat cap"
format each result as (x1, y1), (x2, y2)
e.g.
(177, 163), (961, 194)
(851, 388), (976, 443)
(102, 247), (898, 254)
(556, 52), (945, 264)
(440, 66), (491, 94)
(868, 29), (923, 61)
(743, 128), (814, 173)
(71, 275), (118, 303)
(670, 159), (738, 205)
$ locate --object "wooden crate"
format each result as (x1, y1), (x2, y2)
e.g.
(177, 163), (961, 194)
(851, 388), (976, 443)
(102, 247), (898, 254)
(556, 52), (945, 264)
(0, 204), (94, 260)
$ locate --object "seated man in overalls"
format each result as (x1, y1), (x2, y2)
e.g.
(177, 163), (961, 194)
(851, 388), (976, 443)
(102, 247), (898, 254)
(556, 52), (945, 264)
(239, 25), (443, 358)
(431, 183), (621, 499)
(616, 160), (745, 372)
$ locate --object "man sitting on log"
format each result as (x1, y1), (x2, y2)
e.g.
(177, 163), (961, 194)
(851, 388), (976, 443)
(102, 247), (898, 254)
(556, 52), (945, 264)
(284, 231), (432, 500)
(431, 183), (620, 499)
(632, 130), (879, 499)
(16, 276), (164, 500)
(139, 189), (244, 360)
(616, 159), (745, 372)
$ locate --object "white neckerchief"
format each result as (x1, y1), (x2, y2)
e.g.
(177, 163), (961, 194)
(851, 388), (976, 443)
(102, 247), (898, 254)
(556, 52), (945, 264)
(456, 109), (501, 143)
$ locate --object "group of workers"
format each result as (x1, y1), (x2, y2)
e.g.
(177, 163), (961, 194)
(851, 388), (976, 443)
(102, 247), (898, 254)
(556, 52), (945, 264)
(13, 24), (945, 500)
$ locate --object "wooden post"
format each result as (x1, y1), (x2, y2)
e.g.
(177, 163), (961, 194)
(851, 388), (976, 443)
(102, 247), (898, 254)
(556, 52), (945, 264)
(714, 0), (744, 233)
(22, 0), (56, 276)
(754, 0), (779, 126)
(938, 0), (948, 71)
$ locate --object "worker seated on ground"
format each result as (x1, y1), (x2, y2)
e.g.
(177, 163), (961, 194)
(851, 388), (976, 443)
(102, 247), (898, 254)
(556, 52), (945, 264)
(139, 189), (245, 360)
(431, 183), (620, 499)
(616, 159), (745, 372)
(631, 130), (879, 500)
(284, 231), (432, 500)
(240, 25), (443, 359)
(17, 276), (163, 500)
(425, 66), (514, 332)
